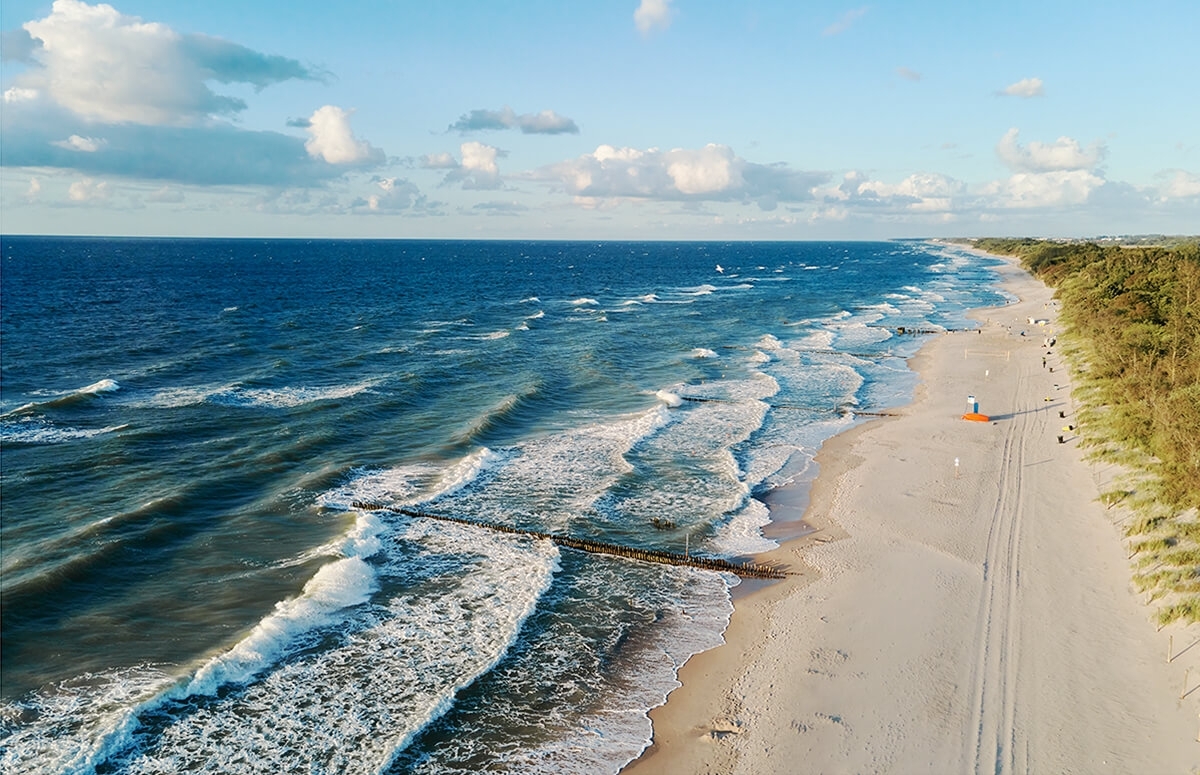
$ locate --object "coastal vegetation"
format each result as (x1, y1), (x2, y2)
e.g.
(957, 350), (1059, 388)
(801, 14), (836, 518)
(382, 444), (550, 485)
(975, 238), (1200, 624)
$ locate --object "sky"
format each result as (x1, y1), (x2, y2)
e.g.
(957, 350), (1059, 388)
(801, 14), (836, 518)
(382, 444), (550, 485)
(1, 0), (1198, 240)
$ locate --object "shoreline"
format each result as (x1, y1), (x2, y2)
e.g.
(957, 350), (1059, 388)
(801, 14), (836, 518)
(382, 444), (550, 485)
(624, 249), (1199, 774)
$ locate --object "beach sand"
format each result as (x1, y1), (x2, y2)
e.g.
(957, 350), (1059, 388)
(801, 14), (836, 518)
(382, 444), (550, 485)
(625, 253), (1200, 774)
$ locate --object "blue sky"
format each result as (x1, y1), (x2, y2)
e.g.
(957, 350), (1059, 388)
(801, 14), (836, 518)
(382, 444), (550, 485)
(2, 0), (1197, 239)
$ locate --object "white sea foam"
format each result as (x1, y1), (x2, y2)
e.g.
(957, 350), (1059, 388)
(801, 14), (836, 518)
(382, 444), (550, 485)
(0, 666), (180, 775)
(526, 310), (545, 319)
(436, 406), (672, 534)
(317, 448), (503, 513)
(655, 390), (682, 408)
(569, 297), (598, 306)
(755, 334), (784, 351)
(689, 348), (717, 359)
(709, 497), (777, 556)
(0, 419), (127, 444)
(205, 381), (377, 409)
(184, 556), (378, 695)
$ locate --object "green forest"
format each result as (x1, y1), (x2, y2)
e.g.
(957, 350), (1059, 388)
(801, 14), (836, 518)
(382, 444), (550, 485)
(975, 238), (1200, 624)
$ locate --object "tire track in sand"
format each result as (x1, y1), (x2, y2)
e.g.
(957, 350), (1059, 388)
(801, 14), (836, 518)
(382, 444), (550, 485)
(965, 363), (1032, 775)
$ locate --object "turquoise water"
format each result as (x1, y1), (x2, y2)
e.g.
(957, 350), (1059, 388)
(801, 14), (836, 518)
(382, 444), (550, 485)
(0, 237), (1004, 773)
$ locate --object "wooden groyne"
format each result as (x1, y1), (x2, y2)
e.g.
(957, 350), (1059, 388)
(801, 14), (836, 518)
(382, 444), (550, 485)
(352, 501), (790, 580)
(677, 395), (898, 417)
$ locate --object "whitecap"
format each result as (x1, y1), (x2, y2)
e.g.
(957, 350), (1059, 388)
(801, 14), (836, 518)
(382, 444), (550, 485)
(655, 390), (682, 408)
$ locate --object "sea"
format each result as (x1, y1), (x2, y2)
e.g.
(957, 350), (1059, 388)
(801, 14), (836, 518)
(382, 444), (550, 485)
(0, 237), (1006, 774)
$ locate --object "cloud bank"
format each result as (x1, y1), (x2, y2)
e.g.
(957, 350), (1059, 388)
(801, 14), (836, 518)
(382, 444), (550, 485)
(532, 143), (827, 209)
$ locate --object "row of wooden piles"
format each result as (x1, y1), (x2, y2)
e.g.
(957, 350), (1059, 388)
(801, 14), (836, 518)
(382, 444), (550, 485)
(351, 501), (790, 580)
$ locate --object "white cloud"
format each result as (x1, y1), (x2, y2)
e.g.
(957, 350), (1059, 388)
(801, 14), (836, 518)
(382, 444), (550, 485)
(826, 171), (965, 213)
(1160, 170), (1200, 199)
(17, 0), (314, 126)
(68, 177), (110, 202)
(52, 134), (106, 152)
(26, 177), (42, 199)
(4, 87), (39, 103)
(996, 128), (1104, 173)
(981, 169), (1104, 208)
(456, 141), (503, 189)
(666, 144), (739, 194)
(356, 177), (423, 212)
(460, 141), (500, 176)
(420, 152), (459, 169)
(896, 67), (922, 82)
(634, 0), (675, 35)
(999, 77), (1044, 98)
(823, 7), (868, 36)
(303, 105), (384, 165)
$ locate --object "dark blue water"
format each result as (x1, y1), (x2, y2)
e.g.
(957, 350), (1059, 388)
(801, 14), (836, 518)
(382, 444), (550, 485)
(0, 237), (1005, 773)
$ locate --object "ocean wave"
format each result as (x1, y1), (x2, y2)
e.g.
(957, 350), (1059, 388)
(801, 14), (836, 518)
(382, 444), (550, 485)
(1, 511), (559, 775)
(1, 379), (121, 418)
(451, 388), (540, 446)
(431, 405), (673, 535)
(120, 523), (556, 774)
(206, 381), (377, 409)
(689, 348), (717, 359)
(569, 297), (598, 306)
(0, 418), (127, 445)
(317, 447), (504, 514)
(185, 556), (378, 696)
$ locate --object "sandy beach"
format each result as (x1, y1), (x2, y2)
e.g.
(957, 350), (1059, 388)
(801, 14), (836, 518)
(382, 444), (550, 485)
(626, 252), (1200, 774)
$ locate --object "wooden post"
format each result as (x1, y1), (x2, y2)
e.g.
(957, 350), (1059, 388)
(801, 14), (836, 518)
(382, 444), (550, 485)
(1169, 635), (1174, 663)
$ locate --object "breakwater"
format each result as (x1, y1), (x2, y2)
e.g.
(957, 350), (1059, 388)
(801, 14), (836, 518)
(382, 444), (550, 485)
(352, 502), (791, 580)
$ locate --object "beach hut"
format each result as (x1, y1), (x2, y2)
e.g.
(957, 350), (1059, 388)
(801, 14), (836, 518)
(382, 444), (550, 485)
(962, 393), (989, 422)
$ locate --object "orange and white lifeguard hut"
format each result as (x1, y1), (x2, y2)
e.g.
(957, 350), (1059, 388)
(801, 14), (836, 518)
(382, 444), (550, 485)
(962, 394), (989, 422)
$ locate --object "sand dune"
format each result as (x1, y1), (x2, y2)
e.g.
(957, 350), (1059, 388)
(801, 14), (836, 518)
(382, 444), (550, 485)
(626, 252), (1199, 774)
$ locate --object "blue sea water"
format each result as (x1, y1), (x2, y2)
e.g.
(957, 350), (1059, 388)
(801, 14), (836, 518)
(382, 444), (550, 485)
(0, 237), (1005, 774)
